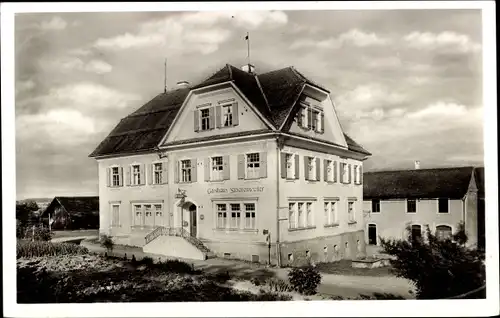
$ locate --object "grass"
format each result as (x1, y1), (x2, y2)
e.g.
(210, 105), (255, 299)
(51, 230), (99, 239)
(315, 260), (394, 277)
(17, 240), (89, 258)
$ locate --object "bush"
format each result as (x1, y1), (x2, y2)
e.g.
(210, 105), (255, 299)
(22, 225), (52, 241)
(287, 265), (322, 295)
(17, 240), (89, 258)
(99, 234), (114, 252)
(139, 256), (154, 266)
(152, 259), (195, 274)
(380, 223), (485, 299)
(265, 277), (293, 293)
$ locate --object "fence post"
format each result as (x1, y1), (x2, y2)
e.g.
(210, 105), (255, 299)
(32, 225), (35, 242)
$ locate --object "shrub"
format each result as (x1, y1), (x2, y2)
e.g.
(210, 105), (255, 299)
(152, 259), (195, 274)
(17, 240), (89, 258)
(287, 265), (322, 295)
(250, 276), (264, 286)
(265, 277), (293, 293)
(99, 234), (114, 252)
(139, 256), (154, 266)
(21, 225), (52, 241)
(380, 223), (485, 299)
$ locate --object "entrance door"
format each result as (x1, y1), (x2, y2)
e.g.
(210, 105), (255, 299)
(189, 204), (197, 237)
(368, 224), (377, 245)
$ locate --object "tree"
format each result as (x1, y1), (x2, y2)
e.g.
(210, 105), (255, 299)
(380, 223), (485, 299)
(16, 201), (39, 223)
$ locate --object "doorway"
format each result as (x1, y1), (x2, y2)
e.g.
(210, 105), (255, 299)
(368, 224), (377, 245)
(189, 204), (197, 237)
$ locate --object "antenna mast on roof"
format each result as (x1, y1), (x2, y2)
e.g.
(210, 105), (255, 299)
(245, 32), (250, 69)
(164, 58), (167, 93)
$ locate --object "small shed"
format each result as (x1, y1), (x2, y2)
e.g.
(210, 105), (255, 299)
(41, 196), (99, 230)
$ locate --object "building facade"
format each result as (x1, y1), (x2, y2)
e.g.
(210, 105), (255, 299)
(90, 64), (371, 266)
(362, 166), (483, 254)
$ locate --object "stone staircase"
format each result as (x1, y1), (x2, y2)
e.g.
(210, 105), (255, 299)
(144, 226), (215, 260)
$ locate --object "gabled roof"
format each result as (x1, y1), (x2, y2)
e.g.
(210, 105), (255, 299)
(363, 166), (475, 200)
(90, 64), (369, 158)
(474, 167), (485, 199)
(42, 196), (99, 217)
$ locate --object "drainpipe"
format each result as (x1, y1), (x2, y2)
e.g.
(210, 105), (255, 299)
(276, 136), (283, 267)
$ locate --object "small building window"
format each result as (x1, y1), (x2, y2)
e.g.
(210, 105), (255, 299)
(200, 108), (211, 131)
(222, 104), (233, 127)
(132, 164), (141, 185)
(348, 201), (355, 222)
(111, 167), (120, 187)
(153, 163), (163, 184)
(371, 199), (380, 213)
(181, 160), (192, 183)
(324, 201), (338, 225)
(288, 202), (296, 229)
(216, 204), (227, 229)
(307, 157), (316, 180)
(288, 253), (294, 261)
(438, 198), (449, 213)
(306, 250), (311, 258)
(436, 225), (452, 240)
(111, 204), (120, 227)
(244, 203), (256, 229)
(326, 160), (334, 182)
(285, 153), (295, 179)
(411, 224), (422, 241)
(246, 153), (260, 179)
(154, 204), (162, 217)
(230, 203), (241, 229)
(368, 224), (377, 245)
(407, 199), (417, 213)
(211, 156), (224, 181)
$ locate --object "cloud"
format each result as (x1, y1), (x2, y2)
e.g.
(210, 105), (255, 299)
(336, 84), (407, 115)
(404, 31), (482, 53)
(39, 56), (113, 74)
(407, 102), (468, 119)
(38, 16), (67, 31)
(16, 79), (36, 95)
(290, 29), (391, 50)
(92, 11), (287, 54)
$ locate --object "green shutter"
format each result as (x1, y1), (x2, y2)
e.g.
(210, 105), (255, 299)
(294, 154), (300, 180)
(215, 105), (221, 128)
(232, 103), (239, 126)
(280, 153), (287, 179)
(304, 156), (309, 181)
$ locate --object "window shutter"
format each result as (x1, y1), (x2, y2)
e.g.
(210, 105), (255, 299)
(237, 154), (245, 179)
(232, 102), (239, 126)
(304, 156), (309, 181)
(140, 164), (146, 185)
(333, 161), (338, 183)
(307, 107), (312, 130)
(222, 155), (230, 180)
(320, 112), (325, 133)
(148, 164), (153, 185)
(174, 161), (179, 183)
(339, 163), (344, 184)
(191, 159), (197, 182)
(208, 107), (215, 130)
(194, 110), (199, 132)
(348, 164), (352, 183)
(215, 105), (221, 128)
(162, 162), (168, 184)
(360, 166), (363, 184)
(323, 159), (328, 182)
(204, 157), (210, 182)
(280, 153), (287, 179)
(297, 108), (302, 127)
(259, 152), (267, 178)
(294, 154), (300, 179)
(106, 168), (111, 187)
(316, 157), (321, 181)
(125, 166), (131, 186)
(119, 167), (124, 187)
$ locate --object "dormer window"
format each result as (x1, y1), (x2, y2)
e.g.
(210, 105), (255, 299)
(297, 102), (324, 133)
(222, 104), (233, 127)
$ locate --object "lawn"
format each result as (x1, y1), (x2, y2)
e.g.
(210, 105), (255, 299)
(315, 260), (395, 277)
(51, 229), (99, 239)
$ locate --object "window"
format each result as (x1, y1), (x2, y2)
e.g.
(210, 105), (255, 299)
(134, 204), (143, 226)
(230, 204), (241, 229)
(306, 202), (313, 226)
(216, 204), (227, 229)
(112, 167), (120, 187)
(286, 153), (294, 178)
(297, 202), (304, 228)
(311, 110), (319, 131)
(436, 225), (452, 240)
(341, 163), (350, 183)
(407, 199), (417, 213)
(200, 108), (211, 131)
(368, 224), (377, 245)
(307, 157), (316, 180)
(246, 153), (260, 179)
(181, 160), (192, 183)
(289, 202), (296, 229)
(348, 201), (355, 222)
(131, 164), (141, 185)
(154, 204), (163, 218)
(354, 165), (362, 184)
(244, 203), (256, 229)
(372, 199), (380, 213)
(111, 204), (120, 227)
(438, 198), (449, 213)
(211, 156), (224, 181)
(300, 107), (307, 128)
(324, 201), (338, 225)
(153, 163), (163, 184)
(222, 104), (233, 127)
(411, 224), (422, 241)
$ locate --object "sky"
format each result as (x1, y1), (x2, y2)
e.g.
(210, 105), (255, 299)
(14, 8), (484, 200)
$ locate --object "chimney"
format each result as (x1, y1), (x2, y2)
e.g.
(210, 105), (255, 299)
(241, 63), (255, 74)
(414, 160), (421, 170)
(176, 81), (190, 88)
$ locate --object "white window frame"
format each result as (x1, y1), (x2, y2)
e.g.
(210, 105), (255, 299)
(211, 156), (224, 181)
(199, 107), (211, 131)
(347, 200), (356, 223)
(307, 157), (316, 180)
(406, 199), (418, 214)
(133, 204), (144, 227)
(181, 159), (192, 183)
(214, 201), (257, 231)
(111, 165), (121, 187)
(216, 203), (227, 229)
(244, 203), (256, 230)
(154, 203), (163, 219)
(245, 153), (261, 179)
(152, 162), (163, 185)
(229, 203), (241, 229)
(341, 162), (349, 183)
(285, 153), (295, 179)
(221, 104), (233, 127)
(437, 198), (450, 214)
(371, 199), (381, 213)
(326, 160), (334, 182)
(111, 204), (120, 227)
(131, 164), (141, 186)
(324, 200), (338, 226)
(288, 200), (315, 230)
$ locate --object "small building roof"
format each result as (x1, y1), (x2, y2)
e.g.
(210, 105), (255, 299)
(41, 196), (99, 217)
(363, 166), (476, 200)
(89, 64), (369, 158)
(474, 167), (485, 199)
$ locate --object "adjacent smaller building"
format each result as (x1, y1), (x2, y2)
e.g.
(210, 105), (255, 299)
(41, 196), (99, 230)
(362, 166), (484, 252)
